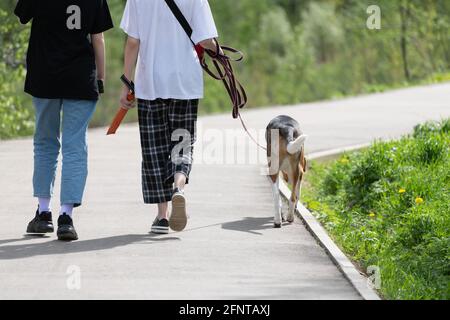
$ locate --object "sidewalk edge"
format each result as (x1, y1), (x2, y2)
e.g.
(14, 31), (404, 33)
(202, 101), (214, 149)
(279, 144), (381, 300)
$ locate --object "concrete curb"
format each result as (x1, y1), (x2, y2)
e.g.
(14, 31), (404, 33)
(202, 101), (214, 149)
(278, 144), (381, 300)
(307, 143), (372, 162)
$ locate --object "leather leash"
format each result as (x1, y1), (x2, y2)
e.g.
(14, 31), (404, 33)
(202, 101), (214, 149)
(201, 43), (267, 151)
(165, 0), (266, 151)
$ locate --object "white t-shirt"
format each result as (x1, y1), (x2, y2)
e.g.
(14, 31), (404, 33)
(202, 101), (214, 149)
(120, 0), (218, 101)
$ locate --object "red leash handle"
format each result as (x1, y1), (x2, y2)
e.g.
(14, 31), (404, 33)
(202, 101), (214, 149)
(106, 92), (135, 136)
(107, 76), (135, 135)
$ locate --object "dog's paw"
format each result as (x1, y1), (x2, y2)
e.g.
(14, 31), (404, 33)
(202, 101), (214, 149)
(274, 223), (282, 228)
(286, 214), (295, 223)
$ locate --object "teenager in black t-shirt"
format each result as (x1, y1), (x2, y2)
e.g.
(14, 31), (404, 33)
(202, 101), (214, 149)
(15, 0), (114, 241)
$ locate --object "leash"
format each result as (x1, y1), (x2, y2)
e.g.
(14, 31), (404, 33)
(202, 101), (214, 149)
(164, 0), (266, 151)
(200, 43), (267, 151)
(200, 42), (246, 118)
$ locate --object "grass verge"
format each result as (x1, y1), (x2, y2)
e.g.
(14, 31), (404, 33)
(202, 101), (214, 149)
(302, 119), (450, 300)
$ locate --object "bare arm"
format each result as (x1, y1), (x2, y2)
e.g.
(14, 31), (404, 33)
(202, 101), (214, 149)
(120, 36), (140, 109)
(92, 33), (106, 82)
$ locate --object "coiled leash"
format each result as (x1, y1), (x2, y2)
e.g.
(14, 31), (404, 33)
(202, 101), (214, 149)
(200, 44), (266, 150)
(165, 0), (266, 151)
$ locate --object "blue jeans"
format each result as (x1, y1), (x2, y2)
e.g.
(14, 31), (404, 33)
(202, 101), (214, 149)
(32, 98), (96, 207)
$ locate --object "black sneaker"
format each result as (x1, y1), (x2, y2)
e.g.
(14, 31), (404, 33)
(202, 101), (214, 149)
(169, 187), (188, 232)
(57, 214), (78, 241)
(151, 218), (170, 234)
(26, 210), (54, 234)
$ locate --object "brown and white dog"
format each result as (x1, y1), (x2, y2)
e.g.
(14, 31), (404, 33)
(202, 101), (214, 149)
(266, 115), (307, 228)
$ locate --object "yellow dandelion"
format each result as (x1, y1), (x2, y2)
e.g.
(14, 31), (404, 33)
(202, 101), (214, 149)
(369, 212), (376, 218)
(399, 188), (406, 194)
(340, 158), (350, 164)
(415, 197), (424, 205)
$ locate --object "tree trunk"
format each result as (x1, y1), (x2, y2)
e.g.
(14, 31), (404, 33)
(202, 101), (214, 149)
(400, 1), (411, 81)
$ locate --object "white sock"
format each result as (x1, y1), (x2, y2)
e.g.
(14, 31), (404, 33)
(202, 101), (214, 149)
(38, 198), (51, 213)
(60, 204), (74, 217)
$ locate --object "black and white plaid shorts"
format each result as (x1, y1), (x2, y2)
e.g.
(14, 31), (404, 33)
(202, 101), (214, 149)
(137, 98), (198, 204)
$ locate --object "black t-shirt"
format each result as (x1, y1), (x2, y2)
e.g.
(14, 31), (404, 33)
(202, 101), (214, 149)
(14, 0), (114, 100)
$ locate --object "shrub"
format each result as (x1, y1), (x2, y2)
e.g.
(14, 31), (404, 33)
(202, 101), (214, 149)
(302, 119), (450, 299)
(0, 8), (34, 139)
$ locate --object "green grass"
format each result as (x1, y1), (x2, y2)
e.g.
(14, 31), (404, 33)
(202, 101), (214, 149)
(360, 72), (450, 94)
(302, 119), (450, 300)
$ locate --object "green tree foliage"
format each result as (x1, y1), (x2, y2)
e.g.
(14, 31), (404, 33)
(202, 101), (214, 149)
(1, 0), (449, 138)
(0, 4), (33, 138)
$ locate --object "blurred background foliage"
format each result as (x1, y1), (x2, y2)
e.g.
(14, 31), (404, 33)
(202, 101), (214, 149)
(1, 0), (450, 138)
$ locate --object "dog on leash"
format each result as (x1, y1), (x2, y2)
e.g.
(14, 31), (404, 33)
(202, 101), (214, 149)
(266, 115), (307, 228)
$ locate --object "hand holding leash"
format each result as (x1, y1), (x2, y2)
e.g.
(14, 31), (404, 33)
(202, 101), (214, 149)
(107, 75), (135, 135)
(120, 86), (135, 110)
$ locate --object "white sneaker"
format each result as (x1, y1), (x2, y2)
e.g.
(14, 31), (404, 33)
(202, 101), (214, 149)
(169, 188), (188, 232)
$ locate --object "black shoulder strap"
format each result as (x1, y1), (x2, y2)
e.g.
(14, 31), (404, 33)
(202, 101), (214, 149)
(164, 0), (195, 45)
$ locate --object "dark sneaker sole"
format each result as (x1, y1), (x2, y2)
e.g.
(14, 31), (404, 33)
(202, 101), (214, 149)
(26, 224), (54, 234)
(169, 193), (187, 232)
(57, 231), (78, 241)
(150, 226), (170, 235)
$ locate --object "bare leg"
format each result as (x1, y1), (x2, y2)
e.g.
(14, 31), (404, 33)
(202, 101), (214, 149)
(174, 172), (187, 190)
(157, 202), (169, 220)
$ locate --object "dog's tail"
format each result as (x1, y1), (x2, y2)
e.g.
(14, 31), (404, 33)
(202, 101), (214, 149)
(287, 134), (307, 155)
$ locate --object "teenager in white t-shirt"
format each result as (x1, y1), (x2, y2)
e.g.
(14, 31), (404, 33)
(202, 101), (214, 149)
(119, 0), (219, 234)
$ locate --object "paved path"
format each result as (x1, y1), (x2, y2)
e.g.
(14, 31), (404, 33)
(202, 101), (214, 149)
(0, 83), (449, 299)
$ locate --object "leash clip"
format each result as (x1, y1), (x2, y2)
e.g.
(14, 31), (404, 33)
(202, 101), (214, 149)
(120, 75), (135, 95)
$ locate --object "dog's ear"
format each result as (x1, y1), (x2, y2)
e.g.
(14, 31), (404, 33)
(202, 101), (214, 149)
(303, 157), (307, 173)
